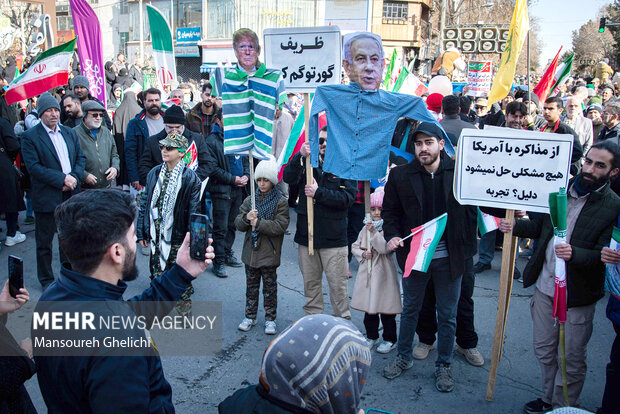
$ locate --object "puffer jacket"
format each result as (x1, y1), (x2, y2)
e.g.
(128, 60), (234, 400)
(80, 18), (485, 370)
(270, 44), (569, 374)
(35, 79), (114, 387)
(235, 193), (289, 268)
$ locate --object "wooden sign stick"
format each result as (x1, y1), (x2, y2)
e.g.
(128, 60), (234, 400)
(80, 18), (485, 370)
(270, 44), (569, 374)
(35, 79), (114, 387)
(304, 93), (314, 255)
(364, 181), (372, 274)
(486, 209), (518, 401)
(249, 149), (256, 230)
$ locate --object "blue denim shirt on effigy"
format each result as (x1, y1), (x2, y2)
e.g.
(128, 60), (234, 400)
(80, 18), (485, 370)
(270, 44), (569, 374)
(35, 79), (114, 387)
(308, 82), (455, 181)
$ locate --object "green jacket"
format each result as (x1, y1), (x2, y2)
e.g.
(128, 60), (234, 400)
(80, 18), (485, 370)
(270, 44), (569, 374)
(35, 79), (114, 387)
(234, 194), (289, 268)
(74, 122), (120, 189)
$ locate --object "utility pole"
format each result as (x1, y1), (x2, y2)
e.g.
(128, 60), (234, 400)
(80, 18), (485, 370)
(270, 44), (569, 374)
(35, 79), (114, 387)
(139, 0), (144, 62)
(439, 0), (447, 54)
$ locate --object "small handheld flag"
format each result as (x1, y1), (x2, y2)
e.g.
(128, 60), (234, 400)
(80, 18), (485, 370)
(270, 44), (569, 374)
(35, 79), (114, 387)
(403, 213), (448, 276)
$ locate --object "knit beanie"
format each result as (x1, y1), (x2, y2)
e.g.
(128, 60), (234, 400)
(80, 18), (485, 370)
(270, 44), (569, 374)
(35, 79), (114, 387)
(426, 93), (443, 113)
(255, 157), (279, 186)
(163, 104), (185, 125)
(73, 75), (90, 89)
(370, 187), (384, 208)
(37, 92), (60, 116)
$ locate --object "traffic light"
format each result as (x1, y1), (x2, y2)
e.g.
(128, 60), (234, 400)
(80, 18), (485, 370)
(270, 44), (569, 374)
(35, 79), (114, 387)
(600, 17), (606, 33)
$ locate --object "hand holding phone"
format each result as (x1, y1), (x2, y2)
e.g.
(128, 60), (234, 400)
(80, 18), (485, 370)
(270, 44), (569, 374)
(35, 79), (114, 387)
(190, 214), (209, 261)
(8, 255), (23, 298)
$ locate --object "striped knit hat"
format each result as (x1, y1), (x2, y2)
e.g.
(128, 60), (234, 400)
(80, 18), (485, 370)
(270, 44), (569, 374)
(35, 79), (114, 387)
(259, 314), (371, 413)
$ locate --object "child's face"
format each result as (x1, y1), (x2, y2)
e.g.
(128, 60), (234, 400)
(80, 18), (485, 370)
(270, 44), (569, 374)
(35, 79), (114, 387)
(257, 177), (274, 193)
(370, 206), (382, 221)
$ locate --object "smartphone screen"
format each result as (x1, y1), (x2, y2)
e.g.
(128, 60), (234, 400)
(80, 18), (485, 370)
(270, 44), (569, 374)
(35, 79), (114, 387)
(8, 255), (23, 298)
(190, 214), (209, 261)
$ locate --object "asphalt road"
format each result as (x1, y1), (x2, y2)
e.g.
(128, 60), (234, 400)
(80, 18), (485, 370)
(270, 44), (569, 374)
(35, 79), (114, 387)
(1, 210), (613, 413)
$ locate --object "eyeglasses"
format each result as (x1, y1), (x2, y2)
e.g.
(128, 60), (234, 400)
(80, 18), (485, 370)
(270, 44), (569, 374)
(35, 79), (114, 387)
(319, 138), (326, 145)
(159, 145), (178, 151)
(90, 112), (104, 118)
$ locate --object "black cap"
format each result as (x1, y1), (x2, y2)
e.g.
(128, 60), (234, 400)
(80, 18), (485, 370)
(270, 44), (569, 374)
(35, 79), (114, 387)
(413, 122), (450, 143)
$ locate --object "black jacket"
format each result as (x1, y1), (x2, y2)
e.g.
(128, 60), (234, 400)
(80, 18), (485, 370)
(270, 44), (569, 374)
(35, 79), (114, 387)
(205, 126), (249, 199)
(0, 118), (24, 213)
(34, 265), (194, 413)
(383, 153), (478, 280)
(21, 122), (86, 213)
(513, 180), (620, 307)
(139, 128), (210, 183)
(137, 164), (202, 245)
(283, 153), (357, 249)
(598, 123), (620, 144)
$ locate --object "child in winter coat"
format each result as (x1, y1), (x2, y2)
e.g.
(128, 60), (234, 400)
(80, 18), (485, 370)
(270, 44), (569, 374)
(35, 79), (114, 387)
(351, 187), (402, 353)
(234, 158), (290, 335)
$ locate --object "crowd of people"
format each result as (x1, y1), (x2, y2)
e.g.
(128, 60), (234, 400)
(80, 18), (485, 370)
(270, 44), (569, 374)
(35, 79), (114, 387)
(0, 27), (618, 414)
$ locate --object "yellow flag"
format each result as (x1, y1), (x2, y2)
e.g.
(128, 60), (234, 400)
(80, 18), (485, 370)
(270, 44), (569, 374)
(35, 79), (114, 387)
(487, 0), (529, 108)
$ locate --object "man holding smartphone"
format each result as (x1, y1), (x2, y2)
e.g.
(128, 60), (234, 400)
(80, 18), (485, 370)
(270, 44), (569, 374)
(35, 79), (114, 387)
(34, 189), (214, 413)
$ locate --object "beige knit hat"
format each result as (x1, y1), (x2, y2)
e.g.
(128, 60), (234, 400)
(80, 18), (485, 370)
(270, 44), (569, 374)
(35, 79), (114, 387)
(255, 156), (279, 186)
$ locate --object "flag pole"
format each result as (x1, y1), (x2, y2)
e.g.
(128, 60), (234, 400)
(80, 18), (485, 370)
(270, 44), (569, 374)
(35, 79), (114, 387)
(527, 29), (531, 116)
(364, 181), (372, 275)
(304, 93), (314, 255)
(249, 149), (256, 229)
(486, 209), (518, 401)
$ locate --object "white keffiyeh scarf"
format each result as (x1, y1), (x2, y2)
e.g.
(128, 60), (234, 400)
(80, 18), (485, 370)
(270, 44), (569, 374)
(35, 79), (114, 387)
(149, 162), (184, 271)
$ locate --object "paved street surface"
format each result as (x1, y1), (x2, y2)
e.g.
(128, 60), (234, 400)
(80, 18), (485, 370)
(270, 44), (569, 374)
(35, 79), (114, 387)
(2, 210), (613, 413)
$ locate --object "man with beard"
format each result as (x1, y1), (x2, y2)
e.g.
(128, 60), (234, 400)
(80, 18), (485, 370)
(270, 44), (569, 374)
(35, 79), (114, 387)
(34, 189), (215, 412)
(186, 83), (220, 138)
(62, 95), (83, 128)
(382, 122), (478, 393)
(598, 102), (620, 144)
(500, 141), (620, 412)
(125, 88), (164, 190)
(73, 100), (120, 189)
(563, 96), (593, 152)
(586, 103), (604, 142)
(72, 75), (112, 130)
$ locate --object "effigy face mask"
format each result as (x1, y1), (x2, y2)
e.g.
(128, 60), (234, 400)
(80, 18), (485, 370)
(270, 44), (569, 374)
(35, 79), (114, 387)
(343, 37), (384, 91)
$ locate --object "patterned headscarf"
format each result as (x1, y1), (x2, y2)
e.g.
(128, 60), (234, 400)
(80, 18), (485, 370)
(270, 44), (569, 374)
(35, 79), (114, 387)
(259, 315), (371, 414)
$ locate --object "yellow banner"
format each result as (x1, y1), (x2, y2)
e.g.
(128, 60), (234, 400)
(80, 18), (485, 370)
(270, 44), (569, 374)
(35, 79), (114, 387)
(487, 0), (529, 108)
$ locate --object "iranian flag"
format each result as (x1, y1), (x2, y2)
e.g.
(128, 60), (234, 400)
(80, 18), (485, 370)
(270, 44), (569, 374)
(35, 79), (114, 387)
(403, 213), (448, 277)
(276, 108), (326, 181)
(394, 67), (428, 97)
(161, 97), (183, 110)
(477, 208), (501, 235)
(550, 52), (575, 97)
(146, 5), (176, 90)
(549, 188), (568, 324)
(533, 47), (562, 106)
(183, 141), (198, 171)
(5, 38), (77, 105)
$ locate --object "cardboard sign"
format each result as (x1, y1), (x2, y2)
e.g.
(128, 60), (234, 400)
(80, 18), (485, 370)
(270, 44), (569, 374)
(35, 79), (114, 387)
(454, 127), (574, 213)
(466, 61), (492, 97)
(264, 26), (341, 93)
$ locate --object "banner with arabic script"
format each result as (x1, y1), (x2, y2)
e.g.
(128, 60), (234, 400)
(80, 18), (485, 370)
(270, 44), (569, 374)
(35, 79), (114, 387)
(69, 0), (106, 106)
(454, 126), (573, 213)
(264, 26), (341, 93)
(466, 61), (492, 98)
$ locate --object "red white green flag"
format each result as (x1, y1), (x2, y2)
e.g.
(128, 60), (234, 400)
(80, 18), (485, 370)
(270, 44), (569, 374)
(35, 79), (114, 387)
(533, 47), (562, 106)
(5, 38), (77, 105)
(183, 141), (198, 171)
(477, 208), (501, 235)
(403, 213), (448, 276)
(276, 107), (326, 181)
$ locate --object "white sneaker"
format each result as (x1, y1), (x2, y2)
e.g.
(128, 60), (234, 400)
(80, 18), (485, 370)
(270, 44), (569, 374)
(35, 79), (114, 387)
(413, 342), (435, 360)
(5, 231), (26, 246)
(376, 340), (397, 354)
(265, 321), (277, 335)
(365, 337), (378, 350)
(238, 318), (256, 332)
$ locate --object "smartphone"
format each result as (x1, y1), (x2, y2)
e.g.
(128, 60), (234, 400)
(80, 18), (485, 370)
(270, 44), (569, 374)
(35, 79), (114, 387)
(8, 255), (23, 298)
(190, 214), (209, 261)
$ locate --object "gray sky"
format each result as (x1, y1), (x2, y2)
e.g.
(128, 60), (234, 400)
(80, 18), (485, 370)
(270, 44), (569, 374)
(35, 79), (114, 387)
(529, 0), (611, 66)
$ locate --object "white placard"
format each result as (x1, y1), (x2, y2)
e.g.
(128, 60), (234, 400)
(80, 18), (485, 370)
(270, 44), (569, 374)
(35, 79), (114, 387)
(454, 128), (574, 213)
(264, 26), (342, 93)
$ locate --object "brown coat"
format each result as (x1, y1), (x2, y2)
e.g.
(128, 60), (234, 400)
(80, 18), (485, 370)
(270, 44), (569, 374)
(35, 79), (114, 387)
(350, 228), (402, 315)
(235, 194), (290, 268)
